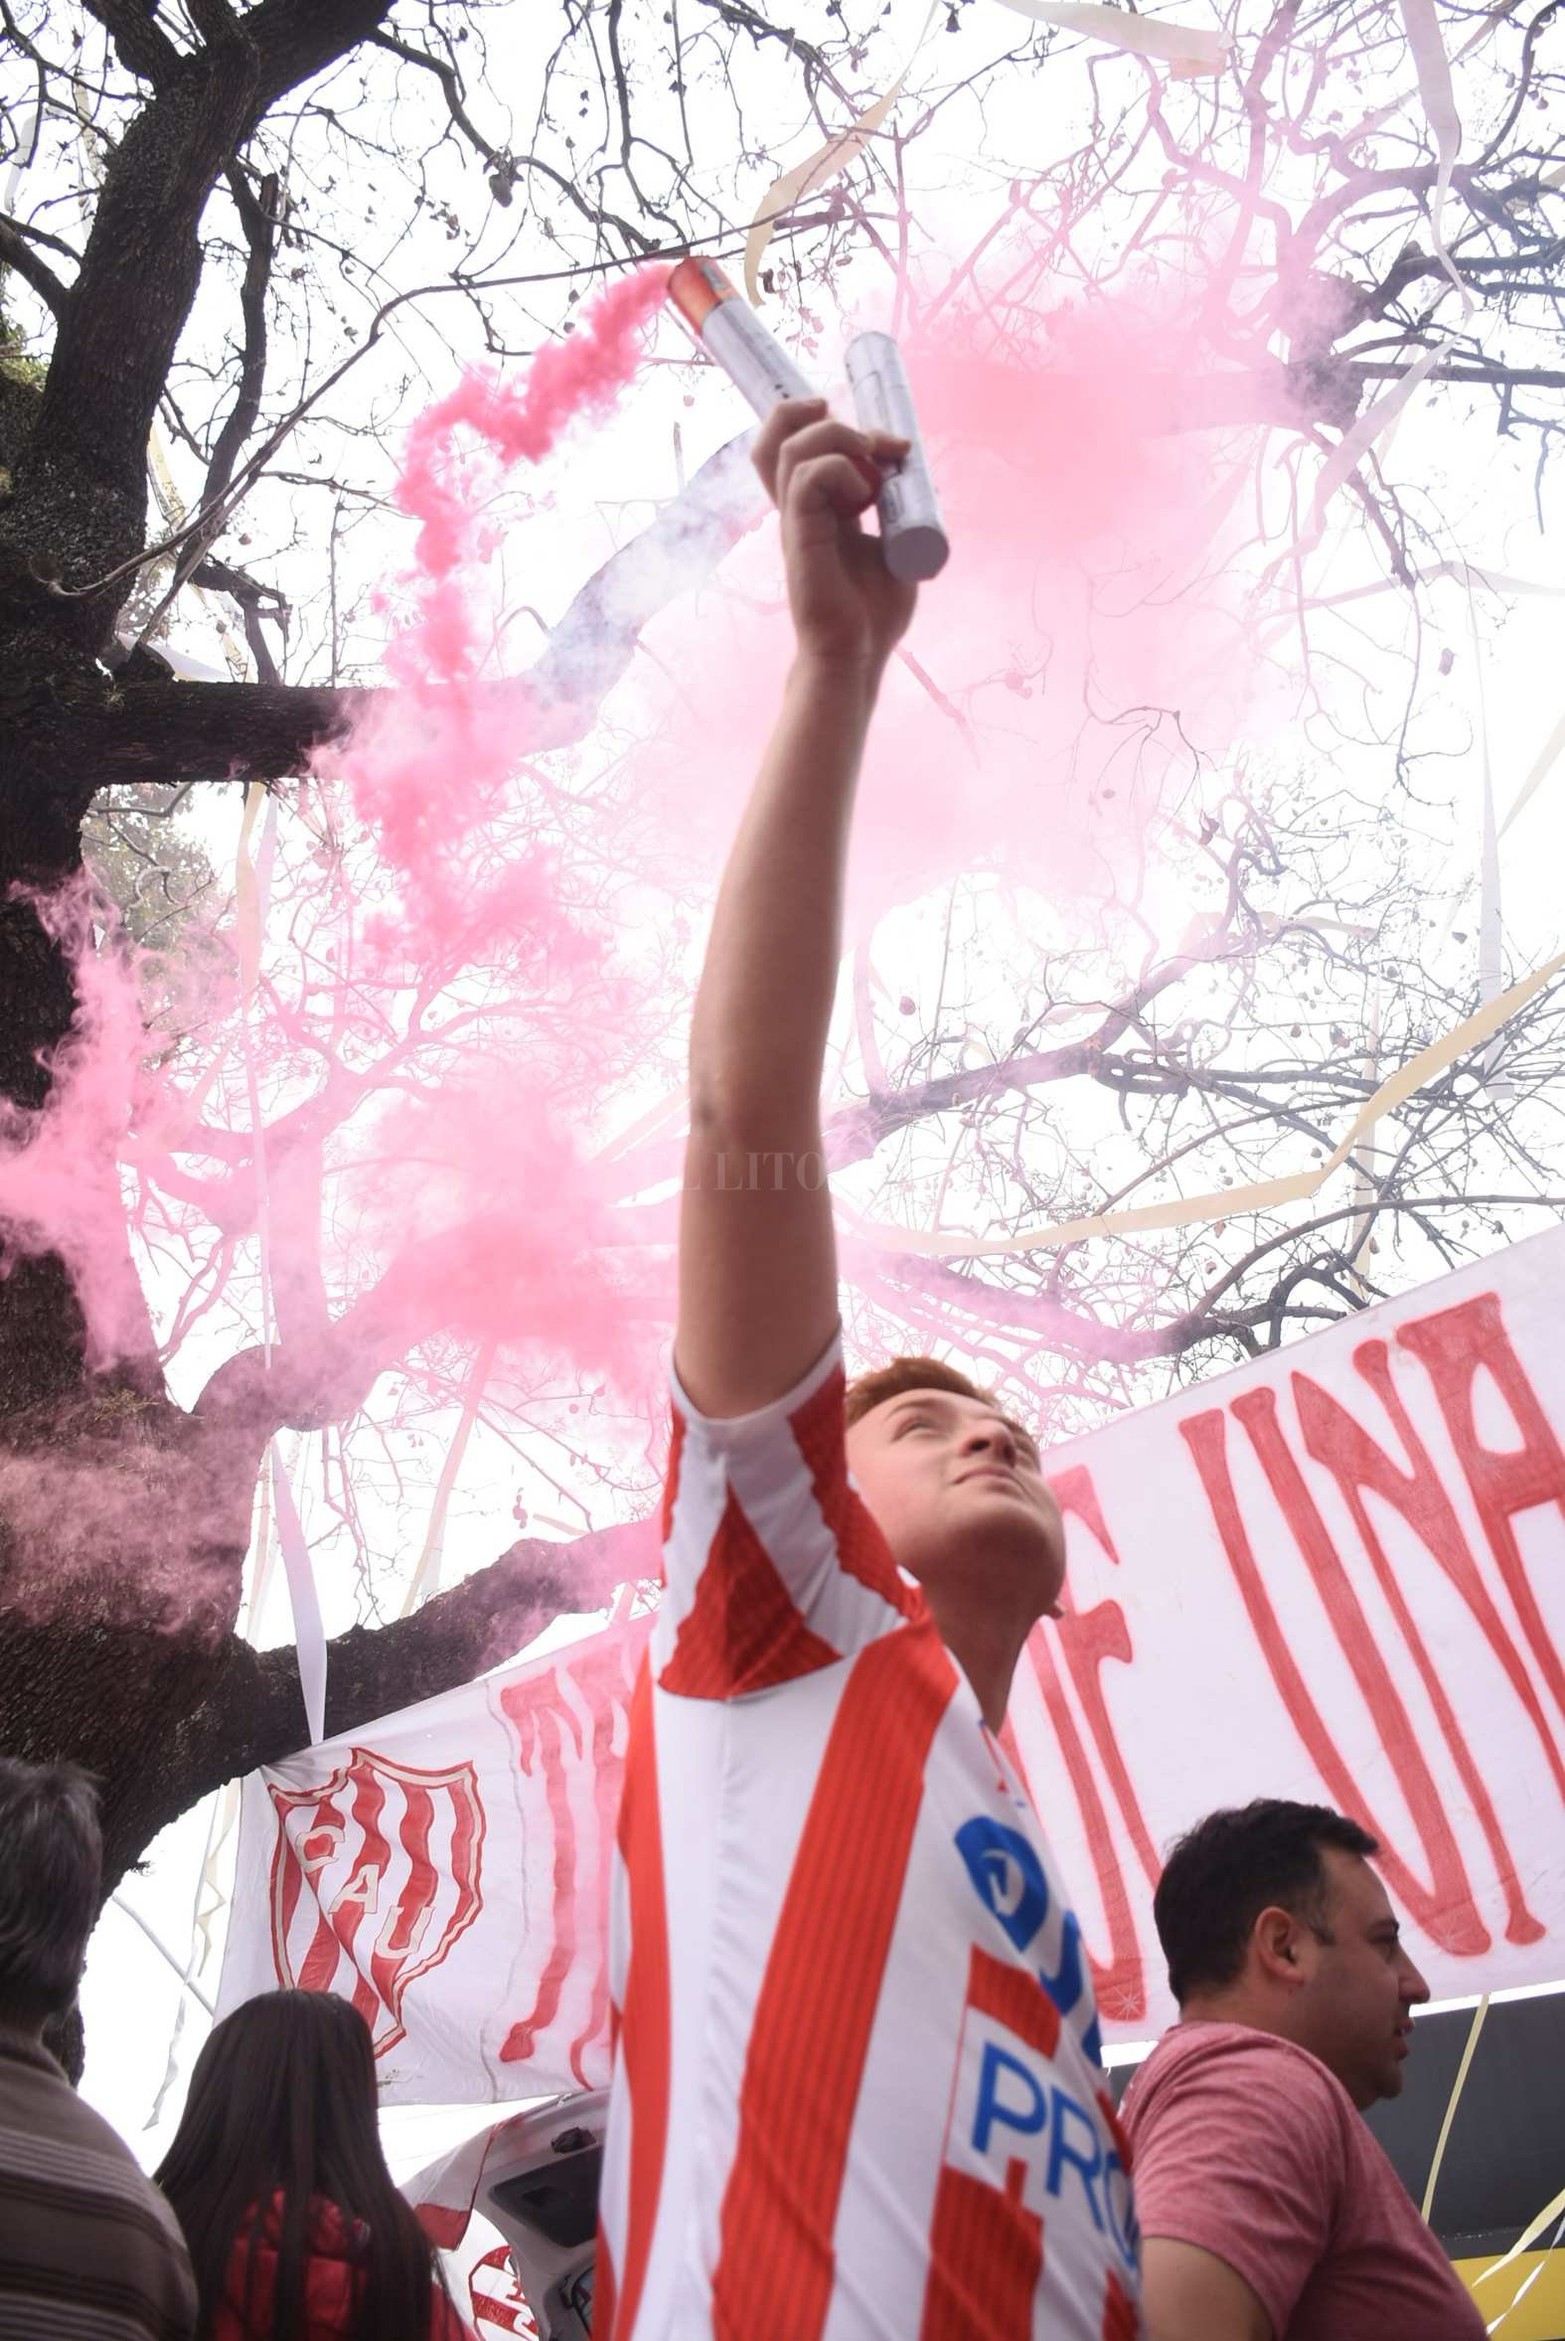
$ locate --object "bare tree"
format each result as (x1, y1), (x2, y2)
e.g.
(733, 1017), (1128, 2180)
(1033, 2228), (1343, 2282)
(0, 0), (1561, 2035)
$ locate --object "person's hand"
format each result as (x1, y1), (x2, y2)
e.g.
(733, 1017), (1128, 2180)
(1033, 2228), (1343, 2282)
(751, 398), (917, 679)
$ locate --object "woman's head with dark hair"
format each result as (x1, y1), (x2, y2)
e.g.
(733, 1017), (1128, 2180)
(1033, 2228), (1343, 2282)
(1153, 1799), (1431, 2108)
(155, 1990), (449, 2341)
(0, 1758), (102, 2031)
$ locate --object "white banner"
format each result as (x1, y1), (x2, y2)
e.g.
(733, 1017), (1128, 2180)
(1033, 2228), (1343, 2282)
(220, 1614), (650, 2104)
(221, 1229), (1565, 2096)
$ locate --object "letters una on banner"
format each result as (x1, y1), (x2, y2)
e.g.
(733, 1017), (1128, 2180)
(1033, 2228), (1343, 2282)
(220, 1229), (1565, 2099)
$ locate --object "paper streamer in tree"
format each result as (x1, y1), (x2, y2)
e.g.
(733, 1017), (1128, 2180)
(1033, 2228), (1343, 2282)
(846, 943), (1565, 1261)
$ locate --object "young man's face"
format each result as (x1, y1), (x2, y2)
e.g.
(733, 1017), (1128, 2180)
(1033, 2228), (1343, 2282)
(1294, 1848), (1430, 2109)
(844, 1386), (1066, 1621)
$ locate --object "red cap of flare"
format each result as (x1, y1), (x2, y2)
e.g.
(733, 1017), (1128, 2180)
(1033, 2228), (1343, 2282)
(667, 256), (740, 332)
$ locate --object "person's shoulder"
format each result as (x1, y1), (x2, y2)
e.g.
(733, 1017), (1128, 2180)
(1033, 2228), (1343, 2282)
(1126, 2021), (1352, 2130)
(58, 2085), (157, 2178)
(0, 2040), (143, 2170)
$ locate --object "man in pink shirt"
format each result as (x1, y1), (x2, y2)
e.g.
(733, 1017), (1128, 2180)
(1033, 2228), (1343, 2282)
(1122, 1798), (1485, 2341)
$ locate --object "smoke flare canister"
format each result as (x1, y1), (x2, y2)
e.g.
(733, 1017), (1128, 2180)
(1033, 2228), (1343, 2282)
(845, 332), (949, 583)
(667, 257), (816, 417)
(667, 263), (949, 583)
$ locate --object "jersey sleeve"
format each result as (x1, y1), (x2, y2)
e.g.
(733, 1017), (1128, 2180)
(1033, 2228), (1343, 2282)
(1127, 2036), (1348, 2336)
(651, 1333), (923, 1700)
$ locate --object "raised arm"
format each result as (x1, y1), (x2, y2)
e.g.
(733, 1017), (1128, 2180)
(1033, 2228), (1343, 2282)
(674, 399), (915, 1420)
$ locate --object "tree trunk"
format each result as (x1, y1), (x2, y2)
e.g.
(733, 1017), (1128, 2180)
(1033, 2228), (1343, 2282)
(0, 6), (761, 2005)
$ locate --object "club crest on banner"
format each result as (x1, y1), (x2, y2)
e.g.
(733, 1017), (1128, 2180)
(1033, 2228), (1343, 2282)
(267, 1747), (486, 2056)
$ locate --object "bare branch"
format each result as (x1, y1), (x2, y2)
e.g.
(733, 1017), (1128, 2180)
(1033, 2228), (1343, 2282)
(0, 212), (70, 313)
(201, 167), (280, 509)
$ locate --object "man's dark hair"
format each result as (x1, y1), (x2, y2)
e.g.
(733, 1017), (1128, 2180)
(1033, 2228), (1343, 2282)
(1154, 1798), (1379, 2005)
(0, 1758), (102, 2026)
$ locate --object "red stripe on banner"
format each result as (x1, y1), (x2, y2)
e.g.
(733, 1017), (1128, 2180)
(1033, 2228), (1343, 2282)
(571, 1659), (626, 2085)
(375, 1782), (436, 2016)
(917, 2159), (1043, 2341)
(338, 1764), (392, 2032)
(272, 1794), (306, 1951)
(501, 1704), (578, 2064)
(445, 1759), (485, 1948)
(416, 2203), (471, 2251)
(270, 1786), (325, 1986)
(965, 1943), (1062, 2062)
(602, 1658), (670, 2341)
(294, 1900), (343, 1995)
(296, 1772), (383, 2001)
(659, 1488), (840, 1698)
(789, 1364), (921, 1617)
(710, 1624), (956, 2340)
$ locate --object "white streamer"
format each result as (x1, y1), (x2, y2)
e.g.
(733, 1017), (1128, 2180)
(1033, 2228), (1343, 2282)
(236, 787), (329, 1745)
(993, 0), (1230, 70)
(271, 1440), (327, 1749)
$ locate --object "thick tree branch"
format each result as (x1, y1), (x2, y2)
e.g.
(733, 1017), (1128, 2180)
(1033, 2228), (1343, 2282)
(173, 1517), (658, 1793)
(58, 432), (763, 789)
(80, 0), (182, 87)
(190, 554), (286, 685)
(51, 677), (359, 789)
(0, 212), (69, 314)
(235, 0), (398, 112)
(14, 0), (394, 636)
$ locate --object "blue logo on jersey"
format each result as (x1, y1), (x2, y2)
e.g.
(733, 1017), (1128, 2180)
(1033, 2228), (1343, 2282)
(972, 2044), (1138, 2267)
(954, 1816), (1103, 2065)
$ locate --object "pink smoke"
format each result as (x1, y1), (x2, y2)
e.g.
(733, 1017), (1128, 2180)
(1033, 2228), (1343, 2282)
(322, 264), (671, 979)
(292, 267), (680, 1395)
(621, 289), (1285, 927)
(40, 257), (1289, 1431)
(8, 270), (674, 1381)
(0, 880), (154, 1369)
(398, 264), (673, 578)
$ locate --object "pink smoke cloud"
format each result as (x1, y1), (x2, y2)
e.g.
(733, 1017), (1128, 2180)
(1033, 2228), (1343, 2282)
(0, 879), (155, 1370)
(397, 264), (673, 579)
(322, 264), (672, 980)
(619, 289), (1285, 927)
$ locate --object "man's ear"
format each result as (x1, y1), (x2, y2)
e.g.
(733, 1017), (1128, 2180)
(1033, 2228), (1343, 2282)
(1252, 1903), (1308, 1989)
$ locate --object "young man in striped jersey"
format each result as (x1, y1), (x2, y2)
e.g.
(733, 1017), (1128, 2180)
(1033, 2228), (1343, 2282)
(597, 399), (1141, 2341)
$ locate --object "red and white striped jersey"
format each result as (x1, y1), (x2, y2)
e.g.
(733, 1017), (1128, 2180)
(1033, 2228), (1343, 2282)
(598, 1339), (1142, 2341)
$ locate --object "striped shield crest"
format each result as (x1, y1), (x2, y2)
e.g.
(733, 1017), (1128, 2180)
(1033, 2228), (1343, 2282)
(267, 1747), (486, 2055)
